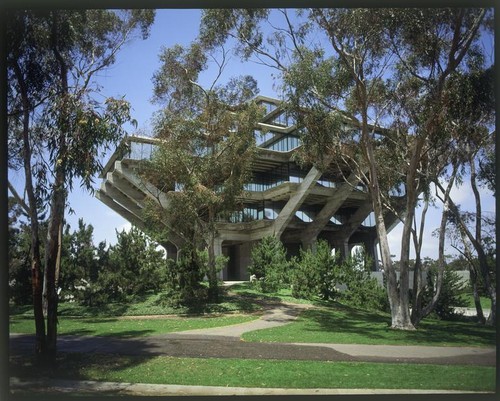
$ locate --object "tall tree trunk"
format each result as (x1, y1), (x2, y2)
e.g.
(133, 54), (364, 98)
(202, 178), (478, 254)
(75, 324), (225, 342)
(12, 59), (46, 361)
(436, 180), (496, 326)
(413, 164), (458, 326)
(468, 153), (495, 325)
(460, 229), (485, 324)
(41, 11), (70, 364)
(470, 263), (486, 324)
(410, 198), (428, 325)
(44, 165), (66, 364)
(207, 208), (219, 303)
(361, 121), (406, 329)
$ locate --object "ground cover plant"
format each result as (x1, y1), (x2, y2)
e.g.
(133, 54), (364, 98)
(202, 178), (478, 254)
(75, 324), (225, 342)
(10, 353), (495, 392)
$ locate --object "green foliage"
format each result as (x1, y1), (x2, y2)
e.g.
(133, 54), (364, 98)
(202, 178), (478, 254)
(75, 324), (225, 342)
(248, 236), (291, 293)
(159, 247), (207, 307)
(144, 39), (264, 302)
(8, 198), (33, 305)
(339, 252), (389, 312)
(422, 264), (469, 320)
(291, 240), (338, 301)
(92, 227), (168, 304)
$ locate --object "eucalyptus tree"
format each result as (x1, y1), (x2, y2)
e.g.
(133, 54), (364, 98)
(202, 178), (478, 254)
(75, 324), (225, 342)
(143, 44), (263, 302)
(436, 130), (496, 325)
(7, 9), (155, 364)
(198, 8), (491, 329)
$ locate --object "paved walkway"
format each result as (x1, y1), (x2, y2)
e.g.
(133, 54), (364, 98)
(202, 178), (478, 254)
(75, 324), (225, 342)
(10, 301), (496, 366)
(9, 377), (488, 396)
(9, 299), (496, 395)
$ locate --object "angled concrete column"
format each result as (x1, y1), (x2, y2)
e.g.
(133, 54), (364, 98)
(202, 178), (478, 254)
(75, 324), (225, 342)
(273, 165), (324, 238)
(100, 182), (143, 215)
(106, 172), (147, 203)
(301, 171), (361, 248)
(338, 201), (373, 240)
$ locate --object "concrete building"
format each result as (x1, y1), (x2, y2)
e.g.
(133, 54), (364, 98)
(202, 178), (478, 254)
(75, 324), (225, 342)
(96, 96), (402, 280)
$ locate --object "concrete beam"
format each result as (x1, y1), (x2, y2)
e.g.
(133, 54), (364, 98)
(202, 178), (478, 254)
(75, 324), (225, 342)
(301, 172), (361, 247)
(96, 190), (148, 231)
(100, 182), (144, 216)
(272, 165), (324, 238)
(114, 161), (170, 208)
(99, 184), (145, 222)
(106, 172), (147, 202)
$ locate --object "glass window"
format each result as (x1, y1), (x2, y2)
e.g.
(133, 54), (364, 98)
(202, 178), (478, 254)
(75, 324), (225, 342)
(362, 212), (375, 227)
(267, 135), (300, 152)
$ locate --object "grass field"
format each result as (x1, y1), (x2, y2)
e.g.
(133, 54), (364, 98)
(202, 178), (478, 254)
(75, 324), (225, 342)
(463, 294), (492, 310)
(241, 304), (496, 347)
(9, 314), (258, 337)
(10, 285), (496, 393)
(9, 288), (263, 318)
(10, 353), (495, 392)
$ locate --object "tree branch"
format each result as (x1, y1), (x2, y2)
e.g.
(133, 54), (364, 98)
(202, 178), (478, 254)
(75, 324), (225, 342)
(8, 181), (30, 214)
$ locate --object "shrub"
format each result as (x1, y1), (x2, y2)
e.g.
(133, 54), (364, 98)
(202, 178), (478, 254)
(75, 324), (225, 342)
(339, 251), (389, 312)
(291, 240), (339, 301)
(160, 249), (207, 307)
(248, 235), (290, 293)
(422, 264), (469, 320)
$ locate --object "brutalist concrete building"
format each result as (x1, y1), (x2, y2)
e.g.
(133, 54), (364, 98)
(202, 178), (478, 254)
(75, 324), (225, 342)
(97, 96), (402, 280)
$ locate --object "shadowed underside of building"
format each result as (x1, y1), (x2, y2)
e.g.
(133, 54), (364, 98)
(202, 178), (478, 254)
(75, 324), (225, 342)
(97, 96), (403, 280)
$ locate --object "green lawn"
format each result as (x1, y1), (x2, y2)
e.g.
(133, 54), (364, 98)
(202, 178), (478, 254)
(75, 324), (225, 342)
(10, 353), (495, 392)
(10, 314), (258, 337)
(10, 289), (263, 318)
(242, 304), (496, 347)
(463, 294), (492, 310)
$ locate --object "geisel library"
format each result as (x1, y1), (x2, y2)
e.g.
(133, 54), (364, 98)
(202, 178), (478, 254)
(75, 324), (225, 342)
(97, 96), (403, 280)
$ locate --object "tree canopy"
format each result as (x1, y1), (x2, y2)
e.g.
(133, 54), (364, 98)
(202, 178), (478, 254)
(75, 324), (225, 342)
(196, 8), (494, 329)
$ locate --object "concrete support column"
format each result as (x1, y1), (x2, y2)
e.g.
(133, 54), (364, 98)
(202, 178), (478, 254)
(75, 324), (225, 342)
(214, 237), (225, 280)
(273, 165), (324, 238)
(301, 235), (318, 251)
(363, 237), (379, 271)
(333, 238), (350, 262)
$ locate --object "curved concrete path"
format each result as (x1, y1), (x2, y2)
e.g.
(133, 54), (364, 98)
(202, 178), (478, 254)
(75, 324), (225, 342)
(174, 301), (309, 337)
(10, 301), (496, 366)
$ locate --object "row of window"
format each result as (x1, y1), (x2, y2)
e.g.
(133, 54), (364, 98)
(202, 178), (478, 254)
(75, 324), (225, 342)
(125, 141), (156, 160)
(267, 135), (301, 152)
(220, 206), (375, 228)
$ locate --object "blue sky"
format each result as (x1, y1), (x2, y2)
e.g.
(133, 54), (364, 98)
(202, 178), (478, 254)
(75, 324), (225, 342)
(11, 9), (495, 261)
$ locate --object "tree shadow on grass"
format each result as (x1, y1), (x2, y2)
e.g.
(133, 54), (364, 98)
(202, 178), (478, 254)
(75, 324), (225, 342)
(302, 306), (496, 346)
(10, 333), (175, 388)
